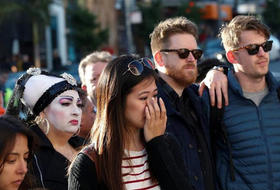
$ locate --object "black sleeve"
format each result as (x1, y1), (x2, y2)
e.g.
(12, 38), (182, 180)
(68, 153), (99, 190)
(146, 134), (194, 190)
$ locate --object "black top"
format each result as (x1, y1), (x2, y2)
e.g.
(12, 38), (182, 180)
(68, 134), (193, 190)
(29, 124), (83, 190)
(157, 78), (215, 190)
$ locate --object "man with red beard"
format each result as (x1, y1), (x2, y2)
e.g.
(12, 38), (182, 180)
(150, 17), (216, 190)
(212, 15), (280, 190)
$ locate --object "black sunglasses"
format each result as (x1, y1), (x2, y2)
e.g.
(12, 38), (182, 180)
(123, 58), (155, 76)
(160, 48), (203, 60)
(233, 40), (273, 55)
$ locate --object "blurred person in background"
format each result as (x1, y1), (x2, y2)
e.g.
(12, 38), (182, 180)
(77, 88), (95, 144)
(77, 51), (112, 145)
(0, 115), (36, 190)
(78, 51), (113, 111)
(6, 68), (83, 190)
(69, 55), (192, 190)
(22, 55), (33, 71)
(0, 67), (10, 114)
(0, 92), (5, 115)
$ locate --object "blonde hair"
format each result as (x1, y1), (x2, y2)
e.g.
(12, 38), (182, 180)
(78, 51), (113, 84)
(219, 15), (270, 51)
(149, 16), (198, 55)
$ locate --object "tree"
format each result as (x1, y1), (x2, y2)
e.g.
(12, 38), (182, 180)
(262, 0), (280, 37)
(67, 3), (108, 58)
(134, 0), (164, 55)
(175, 1), (203, 24)
(0, 0), (51, 68)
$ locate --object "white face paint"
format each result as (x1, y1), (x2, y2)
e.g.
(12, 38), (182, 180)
(44, 90), (82, 134)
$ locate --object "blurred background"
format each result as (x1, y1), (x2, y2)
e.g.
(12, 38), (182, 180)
(0, 0), (280, 107)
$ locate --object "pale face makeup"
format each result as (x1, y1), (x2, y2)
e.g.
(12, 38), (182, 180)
(0, 134), (29, 190)
(44, 90), (82, 135)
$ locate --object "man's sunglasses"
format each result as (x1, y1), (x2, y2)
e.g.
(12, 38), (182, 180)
(123, 58), (155, 76)
(233, 40), (273, 55)
(160, 48), (203, 60)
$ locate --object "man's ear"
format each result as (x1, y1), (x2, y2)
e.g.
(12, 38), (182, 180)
(154, 51), (164, 67)
(81, 84), (87, 91)
(226, 50), (238, 64)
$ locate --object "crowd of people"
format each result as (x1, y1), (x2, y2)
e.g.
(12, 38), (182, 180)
(0, 14), (280, 190)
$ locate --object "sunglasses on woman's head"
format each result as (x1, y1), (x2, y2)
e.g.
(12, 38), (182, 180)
(233, 40), (273, 55)
(123, 58), (155, 76)
(160, 48), (203, 60)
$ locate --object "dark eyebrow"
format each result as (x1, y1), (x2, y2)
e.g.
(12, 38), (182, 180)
(138, 88), (158, 96)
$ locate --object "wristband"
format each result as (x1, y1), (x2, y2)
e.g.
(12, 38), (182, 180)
(211, 66), (228, 75)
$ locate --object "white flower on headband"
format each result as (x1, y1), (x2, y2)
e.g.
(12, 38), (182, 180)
(26, 68), (41, 76)
(60, 73), (77, 86)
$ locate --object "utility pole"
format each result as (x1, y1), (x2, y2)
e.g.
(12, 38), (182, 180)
(124, 0), (135, 53)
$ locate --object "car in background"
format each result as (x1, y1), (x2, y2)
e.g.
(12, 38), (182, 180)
(269, 35), (280, 61)
(201, 38), (224, 60)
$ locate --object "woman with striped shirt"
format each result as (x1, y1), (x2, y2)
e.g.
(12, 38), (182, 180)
(68, 55), (192, 190)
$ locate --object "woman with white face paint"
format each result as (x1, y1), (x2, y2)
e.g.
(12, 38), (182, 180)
(6, 68), (83, 190)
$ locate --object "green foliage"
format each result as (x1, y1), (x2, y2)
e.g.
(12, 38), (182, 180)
(262, 0), (280, 35)
(175, 1), (203, 24)
(0, 0), (52, 67)
(68, 4), (108, 57)
(0, 0), (51, 24)
(135, 0), (164, 45)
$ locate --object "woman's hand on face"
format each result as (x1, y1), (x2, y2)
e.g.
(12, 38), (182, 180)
(144, 97), (167, 142)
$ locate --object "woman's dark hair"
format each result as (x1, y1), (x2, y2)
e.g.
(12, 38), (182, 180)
(91, 54), (157, 190)
(0, 115), (36, 189)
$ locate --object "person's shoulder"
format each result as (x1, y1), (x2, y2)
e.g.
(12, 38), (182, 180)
(69, 150), (99, 190)
(71, 151), (96, 174)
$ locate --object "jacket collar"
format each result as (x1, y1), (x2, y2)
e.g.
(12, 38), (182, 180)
(228, 70), (279, 96)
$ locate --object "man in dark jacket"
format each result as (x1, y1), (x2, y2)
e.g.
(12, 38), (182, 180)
(149, 16), (216, 190)
(212, 15), (280, 190)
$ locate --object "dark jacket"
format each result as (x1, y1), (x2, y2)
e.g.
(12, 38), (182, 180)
(68, 134), (193, 190)
(157, 79), (215, 190)
(215, 71), (280, 190)
(30, 124), (83, 190)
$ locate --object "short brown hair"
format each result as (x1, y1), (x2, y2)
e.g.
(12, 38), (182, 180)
(149, 16), (198, 55)
(78, 51), (113, 84)
(219, 15), (270, 51)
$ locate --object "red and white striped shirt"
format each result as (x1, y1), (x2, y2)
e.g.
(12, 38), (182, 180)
(122, 149), (161, 190)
